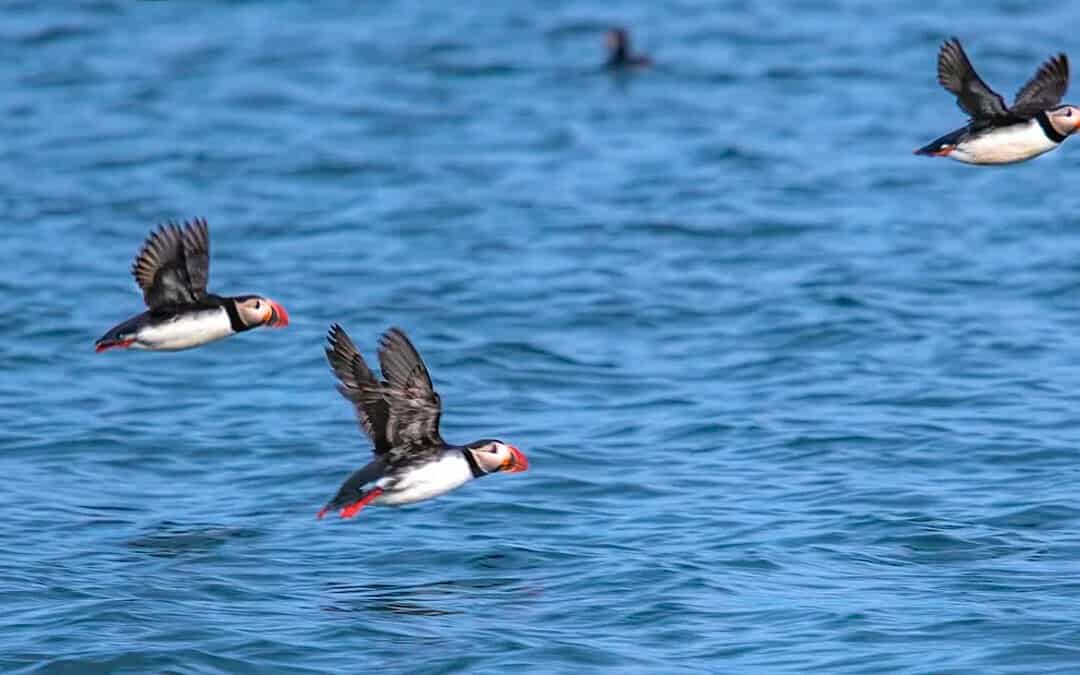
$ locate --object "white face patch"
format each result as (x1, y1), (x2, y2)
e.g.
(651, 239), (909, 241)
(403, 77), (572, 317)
(474, 442), (509, 473)
(235, 298), (269, 327)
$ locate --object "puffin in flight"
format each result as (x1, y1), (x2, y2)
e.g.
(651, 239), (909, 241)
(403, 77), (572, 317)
(95, 218), (288, 352)
(915, 37), (1080, 164)
(318, 324), (528, 519)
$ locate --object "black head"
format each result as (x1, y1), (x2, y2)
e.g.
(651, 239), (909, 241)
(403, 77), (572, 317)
(1046, 105), (1080, 138)
(225, 295), (289, 331)
(606, 27), (630, 61)
(464, 439), (528, 474)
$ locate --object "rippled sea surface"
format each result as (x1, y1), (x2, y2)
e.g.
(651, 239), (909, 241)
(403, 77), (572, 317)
(5, 1), (1080, 673)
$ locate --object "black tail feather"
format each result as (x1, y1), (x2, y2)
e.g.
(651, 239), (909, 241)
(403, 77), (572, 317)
(317, 459), (385, 518)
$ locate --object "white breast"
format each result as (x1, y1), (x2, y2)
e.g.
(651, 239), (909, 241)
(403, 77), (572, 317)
(134, 308), (234, 351)
(376, 451), (475, 505)
(953, 120), (1059, 165)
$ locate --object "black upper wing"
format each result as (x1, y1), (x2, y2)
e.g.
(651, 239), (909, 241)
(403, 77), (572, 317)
(937, 38), (1011, 121)
(179, 217), (210, 299)
(1012, 52), (1069, 118)
(325, 324), (391, 455)
(130, 218), (211, 310)
(377, 327), (444, 449)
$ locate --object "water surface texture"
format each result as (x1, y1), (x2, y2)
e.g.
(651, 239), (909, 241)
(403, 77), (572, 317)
(4, 1), (1080, 673)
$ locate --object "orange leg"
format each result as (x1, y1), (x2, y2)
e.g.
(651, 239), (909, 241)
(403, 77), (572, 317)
(95, 338), (135, 353)
(317, 487), (384, 520)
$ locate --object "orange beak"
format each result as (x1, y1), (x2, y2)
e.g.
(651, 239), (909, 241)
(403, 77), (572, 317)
(265, 300), (289, 328)
(502, 445), (528, 473)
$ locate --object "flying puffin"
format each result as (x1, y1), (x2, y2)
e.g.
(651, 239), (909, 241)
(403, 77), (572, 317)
(604, 27), (651, 69)
(915, 37), (1080, 164)
(95, 218), (288, 352)
(317, 324), (528, 519)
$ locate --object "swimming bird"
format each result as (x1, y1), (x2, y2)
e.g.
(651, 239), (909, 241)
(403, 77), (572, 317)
(915, 37), (1080, 164)
(605, 27), (651, 69)
(95, 218), (288, 352)
(318, 325), (528, 519)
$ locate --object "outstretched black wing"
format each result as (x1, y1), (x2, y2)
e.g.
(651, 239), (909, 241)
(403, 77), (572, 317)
(179, 217), (210, 299)
(377, 327), (444, 449)
(1012, 53), (1069, 118)
(325, 324), (391, 455)
(937, 38), (1011, 121)
(130, 218), (211, 309)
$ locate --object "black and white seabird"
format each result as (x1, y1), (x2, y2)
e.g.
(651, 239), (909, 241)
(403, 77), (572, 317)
(317, 325), (528, 519)
(605, 27), (652, 69)
(915, 37), (1080, 164)
(95, 218), (288, 352)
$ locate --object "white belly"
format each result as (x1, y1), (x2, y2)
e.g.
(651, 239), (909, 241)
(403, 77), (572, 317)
(134, 308), (234, 351)
(953, 121), (1059, 165)
(376, 452), (474, 505)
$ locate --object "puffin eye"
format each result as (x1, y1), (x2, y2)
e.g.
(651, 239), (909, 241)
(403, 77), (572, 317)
(489, 446), (499, 454)
(254, 301), (261, 309)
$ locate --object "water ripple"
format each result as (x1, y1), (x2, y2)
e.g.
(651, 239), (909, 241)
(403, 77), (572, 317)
(3, 1), (1080, 673)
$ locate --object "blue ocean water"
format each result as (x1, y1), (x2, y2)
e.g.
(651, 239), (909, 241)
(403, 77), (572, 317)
(4, 1), (1080, 672)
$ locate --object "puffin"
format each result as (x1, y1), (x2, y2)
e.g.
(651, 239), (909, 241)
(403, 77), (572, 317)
(915, 37), (1080, 164)
(604, 27), (651, 69)
(95, 218), (288, 352)
(317, 324), (528, 519)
